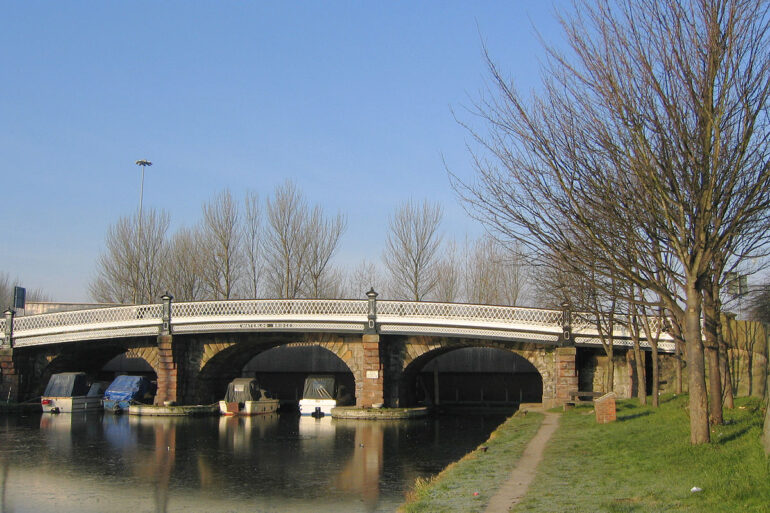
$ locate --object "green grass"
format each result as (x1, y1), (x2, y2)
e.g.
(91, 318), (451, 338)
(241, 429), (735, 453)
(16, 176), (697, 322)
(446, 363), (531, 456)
(399, 411), (545, 513)
(518, 395), (770, 512)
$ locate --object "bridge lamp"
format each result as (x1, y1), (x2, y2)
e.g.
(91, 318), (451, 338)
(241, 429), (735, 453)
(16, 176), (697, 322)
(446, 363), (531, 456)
(365, 288), (378, 334)
(160, 292), (173, 335)
(561, 300), (572, 345)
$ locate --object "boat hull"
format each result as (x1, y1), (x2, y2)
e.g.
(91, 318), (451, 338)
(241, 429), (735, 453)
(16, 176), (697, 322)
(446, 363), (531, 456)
(219, 399), (280, 416)
(41, 396), (103, 413)
(299, 398), (337, 416)
(103, 399), (131, 412)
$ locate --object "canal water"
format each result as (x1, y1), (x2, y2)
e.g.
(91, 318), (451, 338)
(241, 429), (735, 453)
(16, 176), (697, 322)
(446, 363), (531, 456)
(0, 412), (506, 513)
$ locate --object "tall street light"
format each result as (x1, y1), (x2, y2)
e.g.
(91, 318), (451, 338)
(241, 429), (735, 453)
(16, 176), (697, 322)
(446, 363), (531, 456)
(135, 159), (152, 226)
(134, 159), (152, 304)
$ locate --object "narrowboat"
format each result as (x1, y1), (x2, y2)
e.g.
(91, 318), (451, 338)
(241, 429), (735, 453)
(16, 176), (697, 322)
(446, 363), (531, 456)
(41, 372), (105, 413)
(103, 375), (155, 413)
(298, 375), (350, 416)
(219, 377), (280, 416)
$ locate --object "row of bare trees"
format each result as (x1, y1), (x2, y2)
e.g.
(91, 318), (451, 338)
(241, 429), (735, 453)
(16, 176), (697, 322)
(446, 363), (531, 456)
(453, 0), (770, 444)
(90, 183), (530, 306)
(90, 181), (348, 303)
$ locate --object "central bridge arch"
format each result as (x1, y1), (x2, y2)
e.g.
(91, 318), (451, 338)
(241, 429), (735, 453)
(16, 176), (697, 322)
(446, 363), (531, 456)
(177, 332), (363, 404)
(395, 336), (554, 407)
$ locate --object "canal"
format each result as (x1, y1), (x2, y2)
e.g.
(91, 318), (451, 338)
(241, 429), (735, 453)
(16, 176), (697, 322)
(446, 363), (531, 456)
(0, 412), (507, 512)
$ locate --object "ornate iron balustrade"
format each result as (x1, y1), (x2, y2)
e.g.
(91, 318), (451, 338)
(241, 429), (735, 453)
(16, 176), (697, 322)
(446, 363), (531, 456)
(5, 298), (674, 351)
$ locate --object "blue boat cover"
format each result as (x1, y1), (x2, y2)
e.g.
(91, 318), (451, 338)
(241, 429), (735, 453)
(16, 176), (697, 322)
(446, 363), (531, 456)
(104, 375), (153, 402)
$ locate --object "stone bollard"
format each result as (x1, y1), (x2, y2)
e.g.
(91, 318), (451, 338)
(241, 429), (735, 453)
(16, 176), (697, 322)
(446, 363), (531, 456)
(595, 392), (617, 424)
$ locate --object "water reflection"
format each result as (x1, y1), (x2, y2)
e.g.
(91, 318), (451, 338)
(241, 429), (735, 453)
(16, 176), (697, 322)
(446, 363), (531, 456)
(334, 420), (385, 510)
(0, 412), (505, 513)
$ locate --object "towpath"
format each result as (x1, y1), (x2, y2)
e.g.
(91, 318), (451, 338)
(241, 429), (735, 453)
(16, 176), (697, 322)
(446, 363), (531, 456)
(483, 411), (560, 512)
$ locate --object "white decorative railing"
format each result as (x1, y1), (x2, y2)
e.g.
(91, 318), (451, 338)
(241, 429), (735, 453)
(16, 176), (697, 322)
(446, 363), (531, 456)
(2, 298), (674, 351)
(377, 301), (563, 326)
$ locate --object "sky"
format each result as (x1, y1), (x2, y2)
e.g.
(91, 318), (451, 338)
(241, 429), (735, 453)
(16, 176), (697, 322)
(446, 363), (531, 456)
(1, 2), (565, 302)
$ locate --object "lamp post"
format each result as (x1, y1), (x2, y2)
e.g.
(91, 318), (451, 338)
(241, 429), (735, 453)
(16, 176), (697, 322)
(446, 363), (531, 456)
(134, 160), (152, 304)
(135, 159), (152, 227)
(561, 300), (572, 346)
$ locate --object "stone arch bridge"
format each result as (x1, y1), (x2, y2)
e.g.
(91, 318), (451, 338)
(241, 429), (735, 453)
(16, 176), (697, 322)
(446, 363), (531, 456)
(0, 295), (674, 408)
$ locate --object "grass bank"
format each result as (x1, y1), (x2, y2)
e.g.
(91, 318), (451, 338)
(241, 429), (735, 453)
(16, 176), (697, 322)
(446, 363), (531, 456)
(518, 394), (770, 512)
(399, 410), (544, 513)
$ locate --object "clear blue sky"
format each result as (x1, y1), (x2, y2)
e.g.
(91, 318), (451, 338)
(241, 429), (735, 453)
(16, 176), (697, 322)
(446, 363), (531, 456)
(1, 2), (564, 302)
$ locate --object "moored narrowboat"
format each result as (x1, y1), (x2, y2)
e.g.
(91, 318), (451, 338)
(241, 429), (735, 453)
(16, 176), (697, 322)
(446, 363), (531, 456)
(219, 378), (280, 416)
(103, 375), (155, 413)
(41, 372), (104, 413)
(298, 374), (352, 416)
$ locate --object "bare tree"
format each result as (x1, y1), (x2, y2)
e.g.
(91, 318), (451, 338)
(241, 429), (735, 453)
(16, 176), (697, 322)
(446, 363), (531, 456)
(305, 206), (347, 298)
(434, 239), (462, 302)
(90, 209), (169, 304)
(163, 227), (204, 301)
(346, 258), (383, 298)
(464, 234), (526, 305)
(453, 0), (770, 444)
(242, 191), (263, 298)
(264, 180), (310, 298)
(383, 199), (444, 301)
(199, 189), (242, 300)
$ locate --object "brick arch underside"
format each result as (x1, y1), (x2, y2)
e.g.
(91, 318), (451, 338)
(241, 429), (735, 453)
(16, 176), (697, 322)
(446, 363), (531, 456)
(398, 337), (553, 407)
(27, 337), (160, 397)
(191, 332), (361, 404)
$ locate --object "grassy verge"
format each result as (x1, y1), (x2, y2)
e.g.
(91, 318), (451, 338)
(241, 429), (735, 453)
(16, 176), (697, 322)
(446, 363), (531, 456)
(518, 395), (770, 512)
(399, 411), (545, 513)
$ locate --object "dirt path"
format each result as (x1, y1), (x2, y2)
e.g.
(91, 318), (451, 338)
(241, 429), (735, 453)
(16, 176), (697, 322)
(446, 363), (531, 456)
(483, 411), (560, 513)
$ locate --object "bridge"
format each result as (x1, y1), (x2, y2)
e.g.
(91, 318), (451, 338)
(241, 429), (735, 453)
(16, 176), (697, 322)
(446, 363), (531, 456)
(0, 294), (675, 408)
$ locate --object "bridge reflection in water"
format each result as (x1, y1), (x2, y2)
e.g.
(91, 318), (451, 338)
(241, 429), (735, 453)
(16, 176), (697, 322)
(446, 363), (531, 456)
(0, 412), (504, 513)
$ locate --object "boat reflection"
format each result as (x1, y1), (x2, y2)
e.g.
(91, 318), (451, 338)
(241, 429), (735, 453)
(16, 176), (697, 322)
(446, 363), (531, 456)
(218, 412), (280, 452)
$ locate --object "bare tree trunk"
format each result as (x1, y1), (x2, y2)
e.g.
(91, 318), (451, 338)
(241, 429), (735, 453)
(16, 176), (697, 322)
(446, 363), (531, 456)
(703, 286), (723, 424)
(685, 284), (710, 444)
(630, 307), (646, 405)
(720, 338), (735, 409)
(671, 319), (684, 395)
(606, 345), (615, 393)
(651, 341), (660, 408)
(762, 372), (770, 456)
(635, 346), (647, 404)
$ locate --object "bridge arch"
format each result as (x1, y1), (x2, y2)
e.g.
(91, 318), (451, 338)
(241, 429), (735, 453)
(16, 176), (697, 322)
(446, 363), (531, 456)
(35, 338), (159, 396)
(398, 336), (552, 407)
(189, 332), (362, 404)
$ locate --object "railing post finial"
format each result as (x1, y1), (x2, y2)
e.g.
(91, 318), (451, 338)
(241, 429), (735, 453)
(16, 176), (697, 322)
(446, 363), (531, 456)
(3, 308), (14, 348)
(365, 288), (378, 334)
(160, 292), (174, 336)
